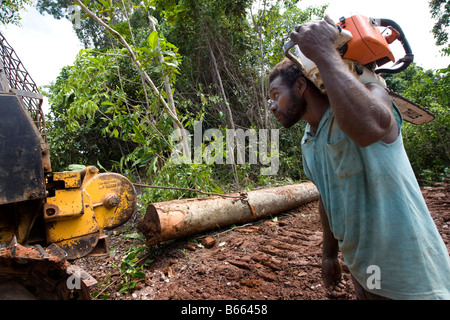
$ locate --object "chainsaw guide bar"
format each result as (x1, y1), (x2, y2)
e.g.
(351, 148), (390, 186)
(387, 90), (435, 125)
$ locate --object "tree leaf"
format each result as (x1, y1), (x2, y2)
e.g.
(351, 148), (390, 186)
(133, 125), (146, 144)
(147, 31), (159, 51)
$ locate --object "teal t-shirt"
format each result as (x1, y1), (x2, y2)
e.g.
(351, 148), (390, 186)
(301, 105), (450, 299)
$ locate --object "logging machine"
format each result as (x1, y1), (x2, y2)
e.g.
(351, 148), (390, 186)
(0, 31), (138, 299)
(283, 15), (435, 125)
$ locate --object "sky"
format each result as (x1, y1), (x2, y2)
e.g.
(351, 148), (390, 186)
(0, 0), (448, 113)
(0, 5), (82, 113)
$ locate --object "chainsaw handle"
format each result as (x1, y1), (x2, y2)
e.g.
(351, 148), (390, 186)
(283, 40), (299, 65)
(283, 24), (352, 66)
(284, 24), (352, 56)
(374, 18), (414, 74)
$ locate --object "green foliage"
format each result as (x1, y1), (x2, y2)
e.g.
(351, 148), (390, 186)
(430, 0), (450, 56)
(385, 64), (450, 183)
(140, 161), (224, 203)
(402, 104), (450, 183)
(118, 245), (150, 294)
(36, 0), (73, 19)
(44, 22), (182, 173)
(36, 0), (115, 48)
(0, 0), (31, 25)
(251, 0), (327, 68)
(277, 121), (308, 181)
(44, 50), (132, 171)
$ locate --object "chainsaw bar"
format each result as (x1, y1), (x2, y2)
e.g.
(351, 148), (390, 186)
(387, 90), (435, 125)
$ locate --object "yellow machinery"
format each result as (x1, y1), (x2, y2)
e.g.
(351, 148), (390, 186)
(43, 166), (137, 259)
(0, 32), (137, 299)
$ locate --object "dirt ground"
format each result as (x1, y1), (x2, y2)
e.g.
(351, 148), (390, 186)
(73, 183), (450, 301)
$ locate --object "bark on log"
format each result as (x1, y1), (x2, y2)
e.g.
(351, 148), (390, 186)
(138, 182), (319, 246)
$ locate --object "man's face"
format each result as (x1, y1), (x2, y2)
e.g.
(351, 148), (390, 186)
(269, 75), (306, 128)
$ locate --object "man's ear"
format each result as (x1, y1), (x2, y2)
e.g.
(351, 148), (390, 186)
(294, 76), (307, 96)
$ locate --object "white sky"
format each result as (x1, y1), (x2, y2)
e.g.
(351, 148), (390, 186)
(0, 0), (448, 113)
(0, 5), (82, 113)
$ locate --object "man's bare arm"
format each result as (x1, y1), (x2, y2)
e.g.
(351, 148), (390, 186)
(289, 16), (397, 147)
(318, 196), (346, 294)
(319, 196), (338, 260)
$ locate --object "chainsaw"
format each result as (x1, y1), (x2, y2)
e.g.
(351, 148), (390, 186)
(283, 15), (435, 125)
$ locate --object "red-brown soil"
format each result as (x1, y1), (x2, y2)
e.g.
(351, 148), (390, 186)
(73, 183), (450, 301)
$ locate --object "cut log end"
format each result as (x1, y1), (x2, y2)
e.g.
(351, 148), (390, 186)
(137, 204), (162, 246)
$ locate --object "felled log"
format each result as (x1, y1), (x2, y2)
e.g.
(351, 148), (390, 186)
(138, 182), (319, 246)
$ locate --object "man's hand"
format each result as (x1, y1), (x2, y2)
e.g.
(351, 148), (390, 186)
(289, 15), (339, 64)
(322, 256), (347, 297)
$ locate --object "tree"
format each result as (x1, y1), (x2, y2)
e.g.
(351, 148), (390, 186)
(430, 0), (450, 56)
(0, 0), (31, 25)
(36, 0), (113, 48)
(385, 63), (450, 183)
(44, 51), (136, 172)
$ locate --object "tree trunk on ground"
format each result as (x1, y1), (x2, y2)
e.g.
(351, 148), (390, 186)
(138, 182), (319, 246)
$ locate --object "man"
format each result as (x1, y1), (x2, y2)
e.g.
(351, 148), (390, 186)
(269, 16), (450, 300)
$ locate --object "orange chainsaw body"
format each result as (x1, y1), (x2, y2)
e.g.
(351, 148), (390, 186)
(338, 15), (395, 67)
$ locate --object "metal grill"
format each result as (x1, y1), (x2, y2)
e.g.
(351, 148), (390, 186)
(0, 31), (47, 143)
